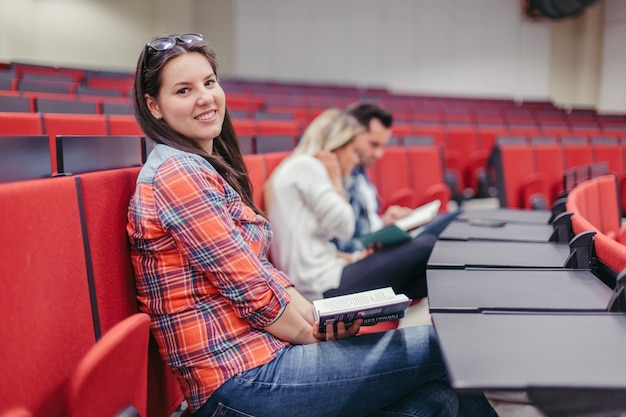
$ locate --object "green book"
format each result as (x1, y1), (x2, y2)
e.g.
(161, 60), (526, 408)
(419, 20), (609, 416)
(357, 199), (441, 249)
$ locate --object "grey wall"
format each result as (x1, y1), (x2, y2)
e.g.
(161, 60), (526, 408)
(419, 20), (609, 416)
(0, 0), (621, 112)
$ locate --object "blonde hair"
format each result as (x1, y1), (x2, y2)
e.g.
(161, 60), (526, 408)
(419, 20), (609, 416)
(293, 108), (364, 156)
(264, 108), (364, 210)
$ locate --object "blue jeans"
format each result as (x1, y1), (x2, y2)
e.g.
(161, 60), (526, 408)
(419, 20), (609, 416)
(193, 326), (497, 417)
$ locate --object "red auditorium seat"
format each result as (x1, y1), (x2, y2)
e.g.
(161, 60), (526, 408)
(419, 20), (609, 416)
(243, 154), (267, 210)
(0, 112), (43, 135)
(489, 142), (549, 209)
(232, 117), (255, 154)
(225, 92), (264, 118)
(84, 76), (132, 97)
(591, 136), (623, 175)
(75, 168), (142, 334)
(263, 151), (290, 177)
(561, 137), (593, 170)
(406, 145), (451, 210)
(0, 176), (94, 417)
(254, 119), (301, 153)
(594, 233), (626, 279)
(13, 63), (85, 83)
(595, 174), (623, 240)
(75, 168), (185, 417)
(532, 138), (565, 203)
(42, 113), (108, 173)
(107, 114), (144, 136)
(369, 146), (416, 210)
(444, 125), (481, 193)
(66, 313), (151, 417)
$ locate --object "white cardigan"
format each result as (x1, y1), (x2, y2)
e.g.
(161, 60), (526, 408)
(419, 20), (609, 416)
(268, 155), (355, 301)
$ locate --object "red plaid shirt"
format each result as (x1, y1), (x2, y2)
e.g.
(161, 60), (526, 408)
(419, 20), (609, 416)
(127, 147), (292, 412)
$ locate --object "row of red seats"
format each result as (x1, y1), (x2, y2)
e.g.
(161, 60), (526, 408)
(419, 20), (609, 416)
(243, 146), (451, 216)
(4, 106), (626, 194)
(0, 89), (266, 117)
(392, 123), (626, 198)
(4, 108), (626, 203)
(5, 60), (625, 118)
(564, 174), (626, 281)
(567, 174), (626, 244)
(488, 139), (626, 211)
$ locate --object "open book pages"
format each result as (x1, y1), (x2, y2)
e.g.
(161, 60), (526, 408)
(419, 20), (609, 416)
(394, 199), (441, 231)
(313, 287), (412, 332)
(356, 199), (441, 249)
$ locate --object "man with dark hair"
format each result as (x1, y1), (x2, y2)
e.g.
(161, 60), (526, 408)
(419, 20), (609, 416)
(331, 102), (410, 253)
(335, 101), (459, 254)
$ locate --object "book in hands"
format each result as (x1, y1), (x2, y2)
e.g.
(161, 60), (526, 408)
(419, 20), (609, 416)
(312, 287), (412, 333)
(357, 199), (441, 249)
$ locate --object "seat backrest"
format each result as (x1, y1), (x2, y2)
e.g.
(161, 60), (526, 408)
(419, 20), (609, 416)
(444, 126), (479, 191)
(0, 176), (95, 417)
(66, 313), (151, 417)
(561, 136), (593, 169)
(532, 139), (564, 202)
(243, 154), (267, 211)
(106, 114), (144, 136)
(232, 118), (255, 154)
(56, 135), (144, 175)
(594, 232), (626, 281)
(254, 119), (300, 153)
(595, 174), (622, 236)
(75, 168), (142, 335)
(0, 112), (43, 135)
(0, 135), (52, 182)
(579, 178), (602, 231)
(371, 146), (415, 210)
(488, 142), (536, 208)
(406, 145), (450, 209)
(42, 113), (109, 173)
(264, 151), (290, 177)
(42, 113), (109, 137)
(75, 168), (185, 417)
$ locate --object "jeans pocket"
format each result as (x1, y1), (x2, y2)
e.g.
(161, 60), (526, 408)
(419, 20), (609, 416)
(209, 402), (256, 417)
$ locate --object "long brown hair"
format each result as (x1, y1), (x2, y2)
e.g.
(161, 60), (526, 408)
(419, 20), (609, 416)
(133, 34), (261, 215)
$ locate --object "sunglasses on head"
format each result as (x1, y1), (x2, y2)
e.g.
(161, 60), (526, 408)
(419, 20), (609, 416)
(142, 33), (204, 72)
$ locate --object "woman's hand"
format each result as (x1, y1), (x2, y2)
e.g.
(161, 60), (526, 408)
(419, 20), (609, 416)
(316, 151), (344, 191)
(313, 317), (363, 341)
(337, 248), (374, 264)
(381, 205), (413, 226)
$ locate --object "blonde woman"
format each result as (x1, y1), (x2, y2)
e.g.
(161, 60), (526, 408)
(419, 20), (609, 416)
(267, 109), (439, 303)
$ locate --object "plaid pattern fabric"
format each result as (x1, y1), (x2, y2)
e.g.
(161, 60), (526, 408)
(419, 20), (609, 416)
(333, 166), (379, 253)
(127, 149), (292, 412)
